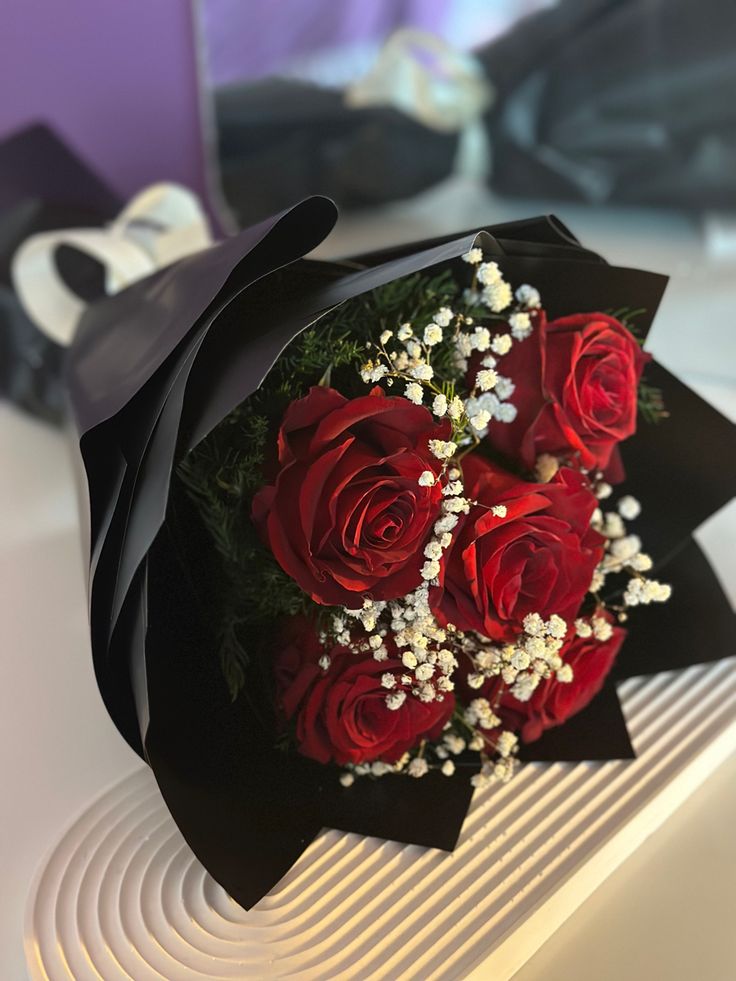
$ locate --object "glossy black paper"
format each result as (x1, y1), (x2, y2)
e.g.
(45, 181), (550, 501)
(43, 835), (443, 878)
(68, 200), (735, 908)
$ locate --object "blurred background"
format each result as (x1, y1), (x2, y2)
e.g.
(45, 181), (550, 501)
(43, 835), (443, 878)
(1, 0), (735, 422)
(1, 2), (734, 979)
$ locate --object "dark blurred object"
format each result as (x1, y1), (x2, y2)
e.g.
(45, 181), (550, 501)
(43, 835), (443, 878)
(0, 287), (67, 422)
(215, 78), (458, 227)
(480, 0), (736, 208)
(0, 124), (120, 423)
(212, 0), (736, 225)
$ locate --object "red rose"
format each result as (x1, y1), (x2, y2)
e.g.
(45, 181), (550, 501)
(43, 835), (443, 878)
(433, 454), (604, 641)
(274, 618), (454, 765)
(253, 386), (449, 607)
(484, 311), (649, 472)
(486, 616), (626, 742)
(273, 615), (324, 720)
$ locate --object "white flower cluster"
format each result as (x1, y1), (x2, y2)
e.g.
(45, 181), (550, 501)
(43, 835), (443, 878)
(515, 284), (541, 309)
(325, 580), (459, 713)
(589, 492), (671, 611)
(462, 252), (540, 315)
(340, 752), (425, 784)
(458, 257), (539, 427)
(470, 755), (518, 788)
(359, 254), (542, 452)
(462, 612), (573, 704)
(622, 578), (672, 606)
(464, 696), (501, 728)
(534, 452), (560, 483)
(419, 464), (470, 581)
(475, 261), (513, 313)
(388, 584), (458, 701)
(574, 615), (614, 642)
(340, 740), (461, 784)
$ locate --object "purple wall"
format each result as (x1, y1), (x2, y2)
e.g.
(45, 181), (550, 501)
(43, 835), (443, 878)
(202, 0), (447, 87)
(0, 0), (207, 201)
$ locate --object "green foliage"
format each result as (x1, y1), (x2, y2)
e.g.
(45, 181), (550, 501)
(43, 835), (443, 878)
(638, 380), (669, 424)
(609, 306), (647, 337)
(605, 307), (669, 425)
(217, 620), (250, 702)
(177, 427), (314, 700)
(274, 326), (366, 392)
(177, 413), (268, 563)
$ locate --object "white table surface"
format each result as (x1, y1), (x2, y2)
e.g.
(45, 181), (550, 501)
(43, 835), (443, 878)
(2, 182), (735, 979)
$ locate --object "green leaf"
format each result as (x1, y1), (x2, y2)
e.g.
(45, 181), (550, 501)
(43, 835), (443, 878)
(638, 379), (669, 424)
(218, 623), (250, 701)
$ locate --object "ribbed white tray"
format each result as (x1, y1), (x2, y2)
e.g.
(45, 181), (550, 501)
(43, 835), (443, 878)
(25, 658), (736, 981)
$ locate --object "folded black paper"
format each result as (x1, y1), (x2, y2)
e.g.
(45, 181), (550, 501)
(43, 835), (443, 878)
(613, 536), (736, 681)
(519, 680), (635, 763)
(68, 200), (734, 908)
(146, 503), (475, 903)
(618, 363), (736, 570)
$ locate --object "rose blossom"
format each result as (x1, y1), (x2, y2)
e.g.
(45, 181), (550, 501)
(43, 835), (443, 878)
(481, 311), (649, 472)
(432, 454), (604, 641)
(479, 615), (626, 742)
(253, 386), (450, 607)
(274, 618), (454, 765)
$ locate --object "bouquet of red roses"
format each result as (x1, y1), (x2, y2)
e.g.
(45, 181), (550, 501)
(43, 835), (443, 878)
(181, 249), (671, 791)
(68, 200), (735, 907)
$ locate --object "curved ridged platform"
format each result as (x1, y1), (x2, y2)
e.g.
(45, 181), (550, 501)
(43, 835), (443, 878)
(25, 659), (736, 981)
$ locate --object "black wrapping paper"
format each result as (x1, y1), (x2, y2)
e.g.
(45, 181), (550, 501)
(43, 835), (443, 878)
(69, 200), (735, 908)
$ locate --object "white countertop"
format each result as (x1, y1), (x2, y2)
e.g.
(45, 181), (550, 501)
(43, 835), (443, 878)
(2, 185), (734, 979)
